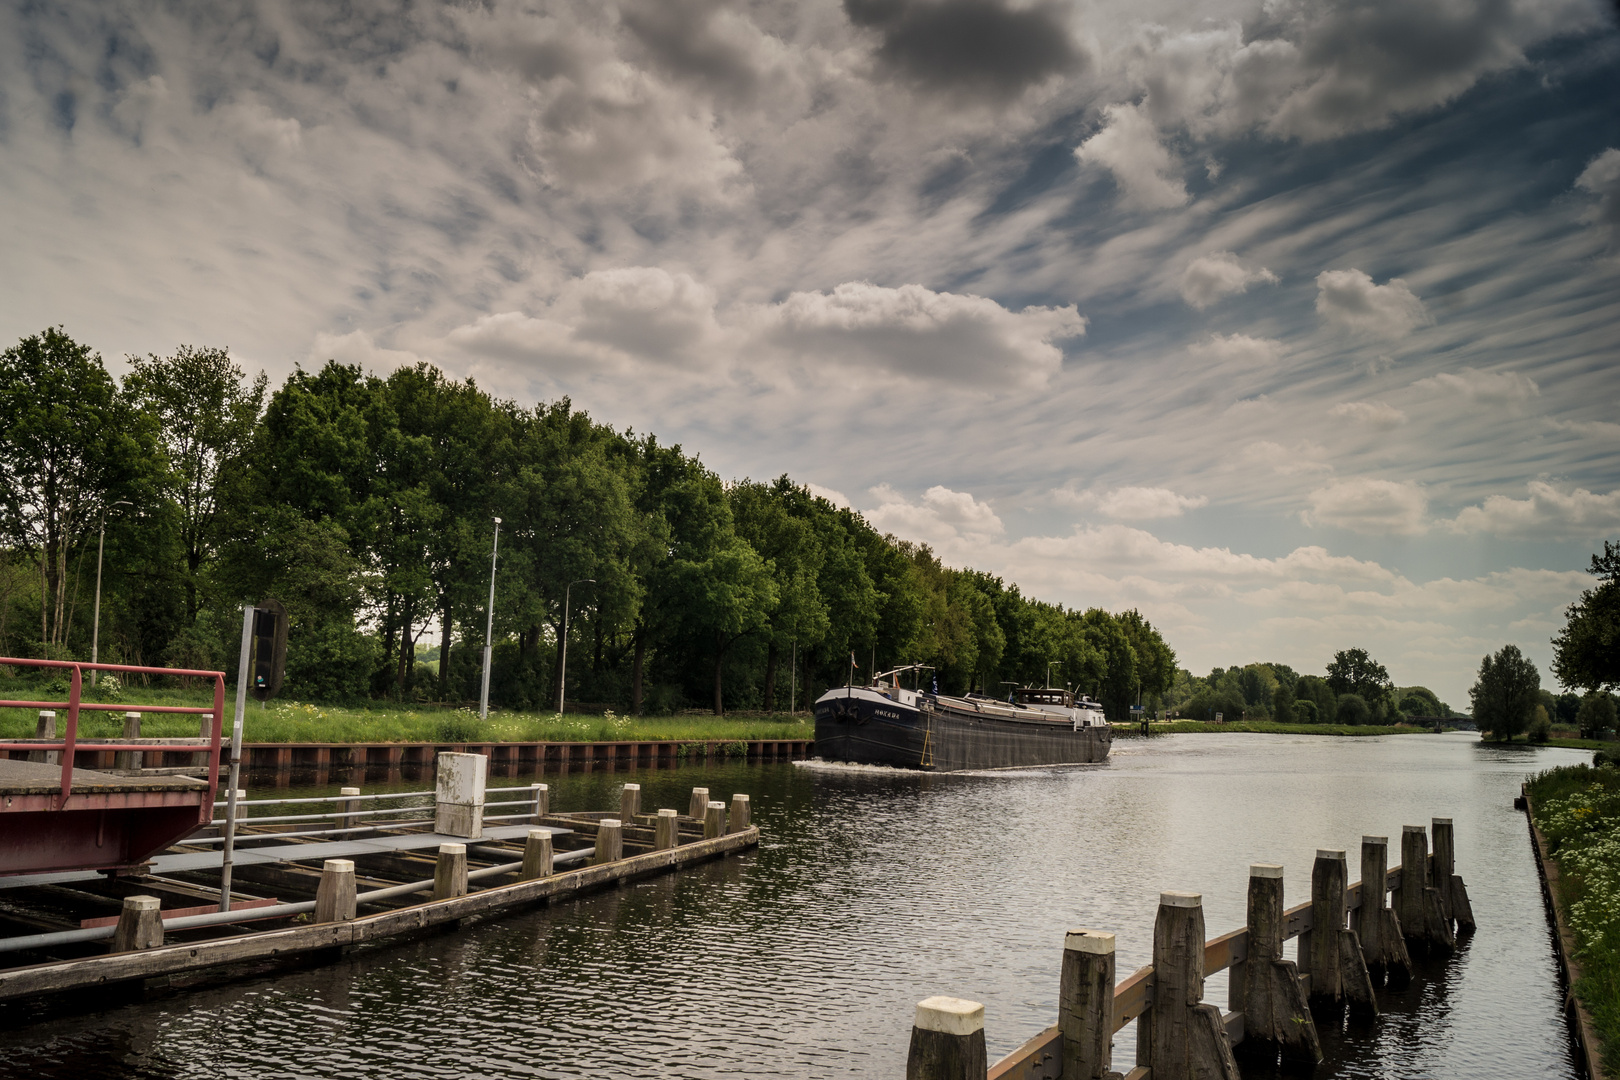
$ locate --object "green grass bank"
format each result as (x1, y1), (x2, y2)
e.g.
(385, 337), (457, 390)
(1526, 765), (1620, 1075)
(1113, 719), (1432, 737)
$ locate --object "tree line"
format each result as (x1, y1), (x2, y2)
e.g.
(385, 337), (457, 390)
(0, 328), (1179, 718)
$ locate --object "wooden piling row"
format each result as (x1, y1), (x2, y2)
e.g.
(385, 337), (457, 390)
(912, 817), (1477, 1080)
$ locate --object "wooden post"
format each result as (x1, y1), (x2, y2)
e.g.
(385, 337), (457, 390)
(688, 787), (710, 819)
(1353, 836), (1411, 987)
(337, 787), (361, 832)
(1240, 864), (1321, 1064)
(530, 783), (549, 823)
(621, 783), (641, 823)
(594, 819), (624, 864)
(434, 752), (487, 839)
(1059, 929), (1114, 1079)
(1309, 850), (1346, 1003)
(655, 808), (679, 850)
(315, 859), (357, 922)
(521, 829), (553, 879)
(704, 800), (726, 839)
(1431, 818), (1455, 923)
(1148, 891), (1240, 1080)
(906, 996), (986, 1080)
(433, 843), (468, 900)
(114, 711), (142, 772)
(727, 793), (751, 833)
(28, 711), (57, 765)
(111, 895), (163, 952)
(1397, 825), (1427, 942)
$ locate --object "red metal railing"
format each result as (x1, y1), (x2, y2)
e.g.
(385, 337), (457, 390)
(0, 658), (224, 812)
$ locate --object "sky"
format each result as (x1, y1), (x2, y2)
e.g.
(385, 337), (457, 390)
(2, 0), (1618, 709)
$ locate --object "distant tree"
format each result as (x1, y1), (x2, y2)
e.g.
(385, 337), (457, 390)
(1529, 705), (1552, 743)
(1273, 678), (1296, 723)
(1293, 697), (1319, 724)
(1336, 693), (1371, 726)
(1237, 663), (1279, 709)
(1471, 644), (1541, 742)
(1578, 693), (1618, 739)
(1556, 691), (1583, 727)
(1552, 541), (1620, 693)
(1326, 647), (1393, 701)
(1396, 686), (1445, 719)
(1295, 674), (1337, 724)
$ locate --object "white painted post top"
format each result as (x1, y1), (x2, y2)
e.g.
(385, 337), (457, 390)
(1160, 891), (1202, 908)
(915, 996), (985, 1035)
(1316, 849), (1346, 862)
(125, 711), (142, 718)
(1065, 929), (1116, 955)
(125, 895), (160, 911)
(340, 787), (361, 796)
(527, 828), (550, 841)
(323, 859), (355, 873)
(732, 794), (750, 804)
(601, 818), (622, 829)
(1250, 863), (1284, 878)
(623, 783), (640, 792)
(1362, 835), (1388, 846)
(533, 783), (548, 791)
(439, 843), (466, 856)
(707, 801), (725, 810)
(37, 710), (54, 718)
(1433, 817), (1452, 826)
(692, 787), (709, 798)
(658, 808), (678, 818)
(1404, 824), (1426, 834)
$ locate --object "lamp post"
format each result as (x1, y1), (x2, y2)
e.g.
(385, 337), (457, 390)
(479, 517), (501, 719)
(556, 578), (595, 715)
(90, 500), (132, 685)
(1047, 661), (1060, 689)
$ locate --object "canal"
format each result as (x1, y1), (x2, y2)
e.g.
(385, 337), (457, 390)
(0, 732), (1588, 1078)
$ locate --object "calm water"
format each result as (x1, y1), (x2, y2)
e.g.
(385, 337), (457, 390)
(0, 732), (1589, 1078)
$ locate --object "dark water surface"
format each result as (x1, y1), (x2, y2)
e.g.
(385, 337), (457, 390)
(0, 732), (1589, 1078)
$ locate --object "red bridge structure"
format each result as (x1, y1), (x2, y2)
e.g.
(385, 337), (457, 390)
(0, 658), (222, 877)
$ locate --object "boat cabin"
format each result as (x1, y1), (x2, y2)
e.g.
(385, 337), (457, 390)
(1011, 688), (1074, 708)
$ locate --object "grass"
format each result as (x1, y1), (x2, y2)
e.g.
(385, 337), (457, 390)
(0, 681), (812, 744)
(1114, 719), (1433, 737)
(1526, 764), (1620, 1074)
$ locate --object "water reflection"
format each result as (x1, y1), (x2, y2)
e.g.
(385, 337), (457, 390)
(0, 733), (1588, 1078)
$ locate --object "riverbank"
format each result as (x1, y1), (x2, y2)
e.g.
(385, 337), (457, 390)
(1115, 719), (1430, 736)
(1525, 764), (1620, 1077)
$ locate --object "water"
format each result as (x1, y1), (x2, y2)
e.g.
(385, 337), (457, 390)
(0, 732), (1589, 1078)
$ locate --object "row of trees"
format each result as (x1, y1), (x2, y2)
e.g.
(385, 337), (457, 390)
(0, 329), (1178, 717)
(1156, 647), (1453, 726)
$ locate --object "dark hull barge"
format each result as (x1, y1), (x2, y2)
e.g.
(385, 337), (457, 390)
(813, 670), (1111, 771)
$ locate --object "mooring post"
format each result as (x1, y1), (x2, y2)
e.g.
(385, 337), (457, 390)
(594, 818), (624, 864)
(1148, 891), (1240, 1080)
(28, 711), (57, 765)
(655, 808), (679, 850)
(1397, 825), (1453, 951)
(1431, 818), (1455, 923)
(621, 783), (641, 823)
(727, 793), (751, 833)
(115, 711), (143, 772)
(1353, 836), (1411, 987)
(1240, 864), (1321, 1064)
(337, 787), (361, 832)
(433, 843), (468, 900)
(112, 895), (163, 952)
(702, 800), (725, 839)
(434, 752), (487, 839)
(315, 859), (357, 922)
(521, 829), (553, 879)
(1059, 929), (1114, 1079)
(688, 787), (710, 819)
(530, 783), (549, 823)
(906, 996), (986, 1080)
(1309, 850), (1346, 1002)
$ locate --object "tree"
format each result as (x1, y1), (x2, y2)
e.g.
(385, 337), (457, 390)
(1577, 693), (1618, 739)
(1295, 675), (1336, 724)
(731, 478), (829, 711)
(1396, 686), (1445, 719)
(1552, 541), (1620, 693)
(1325, 647), (1392, 701)
(1118, 609), (1177, 704)
(1293, 697), (1319, 723)
(1470, 644), (1541, 742)
(1336, 693), (1371, 726)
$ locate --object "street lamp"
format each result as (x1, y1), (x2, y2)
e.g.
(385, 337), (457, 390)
(91, 500), (132, 685)
(479, 517), (501, 720)
(1046, 660), (1060, 689)
(557, 578), (595, 715)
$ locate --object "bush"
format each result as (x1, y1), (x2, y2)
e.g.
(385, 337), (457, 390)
(1336, 693), (1371, 726)
(1529, 705), (1552, 743)
(1294, 698), (1320, 724)
(1580, 693), (1619, 740)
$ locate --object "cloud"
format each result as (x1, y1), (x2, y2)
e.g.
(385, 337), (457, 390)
(1576, 147), (1620, 241)
(1448, 481), (1620, 539)
(1241, 440), (1333, 476)
(1413, 367), (1540, 405)
(845, 0), (1081, 104)
(1330, 400), (1407, 430)
(1303, 478), (1428, 535)
(310, 330), (430, 372)
(1056, 485), (1210, 520)
(1186, 332), (1282, 368)
(1074, 103), (1188, 209)
(1314, 269), (1428, 338)
(1179, 251), (1279, 309)
(865, 483), (1004, 550)
(805, 482), (853, 509)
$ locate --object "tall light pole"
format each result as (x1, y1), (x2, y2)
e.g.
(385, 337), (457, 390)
(90, 500), (132, 686)
(479, 517), (501, 719)
(557, 578), (594, 715)
(1047, 661), (1060, 689)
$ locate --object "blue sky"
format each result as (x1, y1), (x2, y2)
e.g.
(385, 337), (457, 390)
(2, 0), (1617, 707)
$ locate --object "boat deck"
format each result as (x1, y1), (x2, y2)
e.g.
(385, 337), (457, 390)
(0, 758), (208, 796)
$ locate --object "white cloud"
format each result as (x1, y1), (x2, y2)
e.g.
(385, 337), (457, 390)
(1056, 486), (1210, 520)
(1240, 440), (1333, 476)
(1186, 332), (1282, 367)
(1576, 148), (1620, 238)
(805, 483), (852, 509)
(1314, 269), (1428, 339)
(1304, 478), (1429, 535)
(865, 484), (1005, 552)
(1448, 481), (1620, 539)
(310, 330), (430, 372)
(1330, 400), (1407, 430)
(1414, 367), (1540, 405)
(1074, 103), (1188, 210)
(1179, 251), (1279, 309)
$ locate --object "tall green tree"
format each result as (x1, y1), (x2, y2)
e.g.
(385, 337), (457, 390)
(1470, 644), (1540, 741)
(1325, 647), (1392, 701)
(1552, 541), (1620, 693)
(731, 478), (830, 711)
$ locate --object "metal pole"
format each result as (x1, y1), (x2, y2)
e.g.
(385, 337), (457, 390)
(790, 638), (797, 716)
(480, 518), (501, 720)
(557, 579), (593, 715)
(220, 605), (253, 911)
(91, 513), (106, 687)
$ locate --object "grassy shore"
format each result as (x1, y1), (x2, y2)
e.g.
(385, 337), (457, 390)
(1113, 719), (1432, 737)
(1526, 765), (1620, 1074)
(0, 683), (811, 744)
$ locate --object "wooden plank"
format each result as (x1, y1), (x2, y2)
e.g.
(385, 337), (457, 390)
(1122, 1068), (1150, 1080)
(986, 1025), (1060, 1080)
(1281, 899), (1313, 940)
(1203, 926), (1246, 975)
(1222, 1010), (1244, 1045)
(1113, 963), (1154, 1030)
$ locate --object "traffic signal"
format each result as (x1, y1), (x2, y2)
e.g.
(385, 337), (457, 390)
(250, 599), (287, 702)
